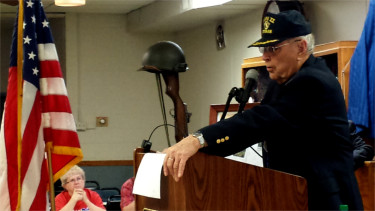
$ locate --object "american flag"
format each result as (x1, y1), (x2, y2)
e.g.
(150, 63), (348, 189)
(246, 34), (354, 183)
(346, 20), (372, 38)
(0, 0), (83, 210)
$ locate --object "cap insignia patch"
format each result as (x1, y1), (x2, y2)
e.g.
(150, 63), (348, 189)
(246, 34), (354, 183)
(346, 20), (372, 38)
(262, 16), (275, 34)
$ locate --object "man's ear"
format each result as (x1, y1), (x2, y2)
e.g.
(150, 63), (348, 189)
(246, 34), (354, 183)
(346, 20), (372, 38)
(298, 39), (308, 55)
(296, 39), (309, 62)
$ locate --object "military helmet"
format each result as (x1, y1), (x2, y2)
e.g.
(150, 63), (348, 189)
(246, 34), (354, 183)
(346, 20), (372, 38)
(139, 41), (188, 73)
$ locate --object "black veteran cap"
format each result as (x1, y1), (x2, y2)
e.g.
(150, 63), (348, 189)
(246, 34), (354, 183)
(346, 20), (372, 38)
(248, 10), (311, 47)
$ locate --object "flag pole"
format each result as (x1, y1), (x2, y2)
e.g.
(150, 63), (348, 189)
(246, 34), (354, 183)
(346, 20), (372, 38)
(16, 0), (24, 210)
(47, 144), (56, 211)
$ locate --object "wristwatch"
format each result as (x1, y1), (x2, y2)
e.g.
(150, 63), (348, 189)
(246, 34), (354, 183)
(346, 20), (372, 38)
(192, 131), (205, 148)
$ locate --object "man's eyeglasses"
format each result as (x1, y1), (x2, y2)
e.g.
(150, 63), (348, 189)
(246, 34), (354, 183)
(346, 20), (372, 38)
(259, 39), (301, 54)
(66, 176), (83, 184)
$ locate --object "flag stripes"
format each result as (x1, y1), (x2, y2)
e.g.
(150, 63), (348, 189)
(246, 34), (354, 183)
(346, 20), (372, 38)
(0, 0), (83, 210)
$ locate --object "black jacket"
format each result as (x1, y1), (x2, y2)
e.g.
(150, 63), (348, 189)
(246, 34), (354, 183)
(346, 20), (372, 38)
(349, 120), (375, 170)
(199, 55), (363, 210)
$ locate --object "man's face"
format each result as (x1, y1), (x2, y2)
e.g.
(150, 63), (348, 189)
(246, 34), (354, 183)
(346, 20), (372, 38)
(261, 38), (302, 84)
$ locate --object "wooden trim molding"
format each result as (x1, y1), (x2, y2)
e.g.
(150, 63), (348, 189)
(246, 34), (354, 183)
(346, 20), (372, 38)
(78, 160), (134, 166)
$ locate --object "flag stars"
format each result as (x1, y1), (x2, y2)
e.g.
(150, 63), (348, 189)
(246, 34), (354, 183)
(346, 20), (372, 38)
(42, 19), (49, 28)
(23, 22), (27, 29)
(32, 67), (39, 76)
(26, 0), (34, 8)
(24, 36), (32, 44)
(28, 51), (36, 60)
(31, 15), (36, 23)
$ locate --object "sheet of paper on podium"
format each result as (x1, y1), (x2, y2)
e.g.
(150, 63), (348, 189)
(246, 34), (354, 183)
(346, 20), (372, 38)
(133, 153), (166, 199)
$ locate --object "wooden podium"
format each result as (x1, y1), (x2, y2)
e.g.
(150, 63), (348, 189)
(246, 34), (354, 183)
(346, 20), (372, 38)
(133, 148), (308, 210)
(355, 161), (375, 211)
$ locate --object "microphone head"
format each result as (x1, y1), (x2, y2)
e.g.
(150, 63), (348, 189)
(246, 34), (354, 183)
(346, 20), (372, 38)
(246, 69), (259, 80)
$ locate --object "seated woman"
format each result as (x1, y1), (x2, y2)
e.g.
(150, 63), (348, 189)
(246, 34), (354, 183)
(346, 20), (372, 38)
(55, 165), (106, 211)
(120, 177), (135, 211)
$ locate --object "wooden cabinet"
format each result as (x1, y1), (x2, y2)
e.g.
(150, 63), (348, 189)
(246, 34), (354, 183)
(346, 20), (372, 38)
(241, 41), (357, 107)
(355, 161), (375, 211)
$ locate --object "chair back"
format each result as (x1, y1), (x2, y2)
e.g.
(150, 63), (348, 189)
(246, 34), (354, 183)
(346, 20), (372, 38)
(54, 179), (64, 196)
(85, 180), (100, 190)
(106, 194), (121, 211)
(96, 187), (120, 203)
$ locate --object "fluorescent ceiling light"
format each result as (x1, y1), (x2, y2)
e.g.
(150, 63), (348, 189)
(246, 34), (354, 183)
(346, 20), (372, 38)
(190, 0), (232, 9)
(55, 0), (85, 7)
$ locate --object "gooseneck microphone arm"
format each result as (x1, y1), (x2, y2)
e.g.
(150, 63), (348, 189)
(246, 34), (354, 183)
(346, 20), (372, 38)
(220, 87), (241, 121)
(220, 69), (258, 121)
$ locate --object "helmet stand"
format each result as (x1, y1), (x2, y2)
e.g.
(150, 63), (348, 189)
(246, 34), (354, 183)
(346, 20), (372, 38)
(155, 73), (172, 147)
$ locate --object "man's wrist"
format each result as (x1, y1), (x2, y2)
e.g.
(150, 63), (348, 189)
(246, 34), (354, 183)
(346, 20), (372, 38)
(191, 131), (206, 148)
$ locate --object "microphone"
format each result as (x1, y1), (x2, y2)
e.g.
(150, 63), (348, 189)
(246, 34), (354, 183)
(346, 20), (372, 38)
(238, 69), (258, 113)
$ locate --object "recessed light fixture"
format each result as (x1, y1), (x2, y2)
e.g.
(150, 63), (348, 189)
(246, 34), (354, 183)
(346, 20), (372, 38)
(190, 0), (232, 9)
(55, 0), (85, 7)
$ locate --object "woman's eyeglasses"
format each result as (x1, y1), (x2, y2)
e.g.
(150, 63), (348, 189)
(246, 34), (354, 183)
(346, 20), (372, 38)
(259, 39), (301, 54)
(66, 176), (83, 184)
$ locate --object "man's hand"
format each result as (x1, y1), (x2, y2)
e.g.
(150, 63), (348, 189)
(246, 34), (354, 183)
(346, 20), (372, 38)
(162, 135), (201, 182)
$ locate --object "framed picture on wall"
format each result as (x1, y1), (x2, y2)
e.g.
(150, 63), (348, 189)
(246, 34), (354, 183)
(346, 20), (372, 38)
(209, 103), (263, 167)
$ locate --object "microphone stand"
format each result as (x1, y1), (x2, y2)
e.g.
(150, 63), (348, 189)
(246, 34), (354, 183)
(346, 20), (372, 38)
(221, 86), (262, 161)
(237, 97), (247, 114)
(220, 87), (242, 121)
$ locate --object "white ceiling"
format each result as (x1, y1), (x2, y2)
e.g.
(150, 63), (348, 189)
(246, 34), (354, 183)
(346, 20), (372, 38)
(1, 0), (267, 33)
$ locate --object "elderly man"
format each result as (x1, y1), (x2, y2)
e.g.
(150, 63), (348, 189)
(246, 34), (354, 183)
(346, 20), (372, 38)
(162, 10), (363, 210)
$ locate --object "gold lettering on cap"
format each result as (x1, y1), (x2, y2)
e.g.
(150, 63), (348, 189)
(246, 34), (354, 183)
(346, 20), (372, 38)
(263, 18), (270, 30)
(262, 16), (273, 34)
(262, 29), (272, 34)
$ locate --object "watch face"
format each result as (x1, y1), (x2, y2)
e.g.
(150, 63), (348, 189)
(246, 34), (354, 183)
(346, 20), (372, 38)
(193, 132), (202, 138)
(193, 132), (204, 145)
